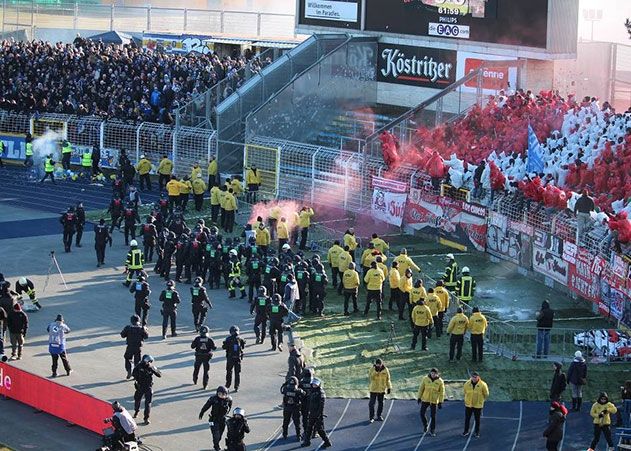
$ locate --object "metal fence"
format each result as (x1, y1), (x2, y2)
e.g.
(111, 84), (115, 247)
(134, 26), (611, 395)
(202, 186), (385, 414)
(1, 1), (296, 39)
(0, 110), (215, 175)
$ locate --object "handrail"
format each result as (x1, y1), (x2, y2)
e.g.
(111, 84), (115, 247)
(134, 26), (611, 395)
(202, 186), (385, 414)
(243, 34), (355, 123)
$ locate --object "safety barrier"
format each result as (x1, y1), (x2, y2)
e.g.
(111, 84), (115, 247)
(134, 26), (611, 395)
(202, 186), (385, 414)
(0, 362), (112, 435)
(0, 110), (215, 174)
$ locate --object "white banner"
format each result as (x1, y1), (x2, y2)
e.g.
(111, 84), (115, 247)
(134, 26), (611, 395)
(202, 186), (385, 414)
(372, 189), (407, 227)
(305, 0), (358, 22)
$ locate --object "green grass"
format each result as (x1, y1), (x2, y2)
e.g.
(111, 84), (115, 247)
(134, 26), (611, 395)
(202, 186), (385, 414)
(294, 281), (631, 402)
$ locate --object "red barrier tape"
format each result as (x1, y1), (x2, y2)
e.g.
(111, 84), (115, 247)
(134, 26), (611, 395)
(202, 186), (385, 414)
(0, 362), (112, 435)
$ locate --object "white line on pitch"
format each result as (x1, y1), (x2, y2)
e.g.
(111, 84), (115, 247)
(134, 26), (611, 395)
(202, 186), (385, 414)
(315, 398), (351, 451)
(364, 400), (395, 451)
(261, 424), (283, 451)
(511, 401), (523, 451)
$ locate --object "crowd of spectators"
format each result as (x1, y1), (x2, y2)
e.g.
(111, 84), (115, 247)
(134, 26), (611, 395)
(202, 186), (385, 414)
(0, 38), (268, 124)
(380, 89), (631, 251)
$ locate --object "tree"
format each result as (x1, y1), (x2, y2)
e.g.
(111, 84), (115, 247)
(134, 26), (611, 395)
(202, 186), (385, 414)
(626, 18), (631, 39)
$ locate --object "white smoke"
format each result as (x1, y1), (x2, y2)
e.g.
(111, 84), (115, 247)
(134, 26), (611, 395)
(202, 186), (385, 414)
(30, 131), (62, 180)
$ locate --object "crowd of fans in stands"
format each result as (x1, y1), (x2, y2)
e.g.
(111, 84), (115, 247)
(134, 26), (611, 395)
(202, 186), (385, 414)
(380, 89), (631, 250)
(0, 38), (267, 123)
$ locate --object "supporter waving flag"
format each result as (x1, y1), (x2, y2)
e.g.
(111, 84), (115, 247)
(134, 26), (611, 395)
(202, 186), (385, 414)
(526, 124), (545, 174)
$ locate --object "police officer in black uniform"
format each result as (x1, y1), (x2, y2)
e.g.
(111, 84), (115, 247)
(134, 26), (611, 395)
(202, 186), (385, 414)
(250, 286), (270, 345)
(123, 201), (140, 246)
(191, 277), (213, 331)
(310, 258), (328, 316)
(132, 354), (162, 425)
(108, 193), (123, 232)
(246, 253), (262, 303)
(121, 314), (149, 379)
(60, 206), (78, 252)
(191, 325), (217, 389)
(75, 201), (86, 247)
(262, 257), (281, 297)
(295, 256), (311, 315)
(199, 386), (233, 451)
(302, 378), (332, 448)
(269, 294), (289, 352)
(225, 407), (250, 451)
(129, 273), (151, 326)
(222, 325), (245, 392)
(142, 216), (158, 263)
(94, 218), (112, 267)
(159, 280), (181, 339)
(299, 368), (314, 437)
(281, 376), (306, 441)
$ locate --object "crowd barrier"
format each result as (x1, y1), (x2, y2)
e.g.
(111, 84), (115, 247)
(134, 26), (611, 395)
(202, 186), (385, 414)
(371, 178), (631, 328)
(0, 362), (112, 435)
(0, 110), (216, 175)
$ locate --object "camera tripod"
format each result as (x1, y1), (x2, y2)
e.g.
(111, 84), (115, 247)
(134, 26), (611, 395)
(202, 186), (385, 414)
(43, 250), (68, 292)
(385, 321), (400, 353)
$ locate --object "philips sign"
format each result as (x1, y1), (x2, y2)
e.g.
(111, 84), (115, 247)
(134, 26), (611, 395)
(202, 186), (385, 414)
(428, 22), (471, 39)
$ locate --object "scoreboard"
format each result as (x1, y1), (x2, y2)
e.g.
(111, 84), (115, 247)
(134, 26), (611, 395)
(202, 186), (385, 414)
(296, 0), (570, 52)
(364, 0), (548, 48)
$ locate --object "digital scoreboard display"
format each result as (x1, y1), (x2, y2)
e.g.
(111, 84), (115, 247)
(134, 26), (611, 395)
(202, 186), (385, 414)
(365, 0), (548, 49)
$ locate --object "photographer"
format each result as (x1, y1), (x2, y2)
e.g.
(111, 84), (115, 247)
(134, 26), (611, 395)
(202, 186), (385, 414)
(106, 401), (138, 447)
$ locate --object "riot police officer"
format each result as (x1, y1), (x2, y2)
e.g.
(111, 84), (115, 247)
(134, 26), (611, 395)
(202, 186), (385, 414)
(191, 325), (217, 389)
(94, 218), (112, 267)
(142, 216), (158, 263)
(132, 354), (162, 425)
(269, 294), (289, 352)
(159, 280), (181, 339)
(60, 206), (77, 253)
(302, 378), (332, 448)
(262, 257), (281, 297)
(199, 386), (233, 451)
(309, 262), (328, 316)
(123, 201), (140, 246)
(121, 315), (149, 379)
(250, 286), (270, 344)
(222, 325), (245, 392)
(129, 273), (151, 326)
(191, 277), (213, 331)
(281, 376), (306, 441)
(245, 253), (262, 303)
(225, 407), (250, 451)
(299, 368), (314, 438)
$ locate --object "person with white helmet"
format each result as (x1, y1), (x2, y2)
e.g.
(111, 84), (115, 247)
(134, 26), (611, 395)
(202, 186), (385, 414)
(225, 407), (250, 450)
(456, 266), (476, 304)
(123, 240), (144, 287)
(442, 253), (459, 291)
(159, 280), (181, 339)
(15, 277), (41, 310)
(199, 385), (233, 451)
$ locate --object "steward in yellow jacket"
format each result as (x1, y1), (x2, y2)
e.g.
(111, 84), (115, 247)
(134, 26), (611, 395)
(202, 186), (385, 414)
(425, 289), (442, 336)
(207, 157), (218, 187)
(336, 247), (353, 294)
(370, 233), (389, 254)
(410, 280), (427, 305)
(364, 261), (386, 319)
(327, 240), (344, 289)
(398, 268), (413, 320)
(463, 372), (489, 437)
(256, 223), (271, 249)
(447, 307), (469, 362)
(190, 163), (202, 181)
(343, 228), (358, 261)
(297, 207), (314, 251)
(469, 307), (487, 362)
(590, 392), (617, 426)
(368, 359), (392, 422)
(157, 155), (173, 190)
(388, 261), (401, 313)
(434, 281), (450, 314)
(342, 262), (360, 315)
(411, 300), (433, 350)
(394, 248), (420, 277)
(417, 368), (445, 434)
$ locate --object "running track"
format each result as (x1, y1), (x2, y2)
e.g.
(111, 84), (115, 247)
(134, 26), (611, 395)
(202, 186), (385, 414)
(258, 399), (601, 451)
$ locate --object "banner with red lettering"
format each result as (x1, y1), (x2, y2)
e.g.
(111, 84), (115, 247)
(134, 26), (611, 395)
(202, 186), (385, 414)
(568, 247), (600, 303)
(371, 176), (408, 227)
(0, 363), (112, 435)
(404, 188), (487, 251)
